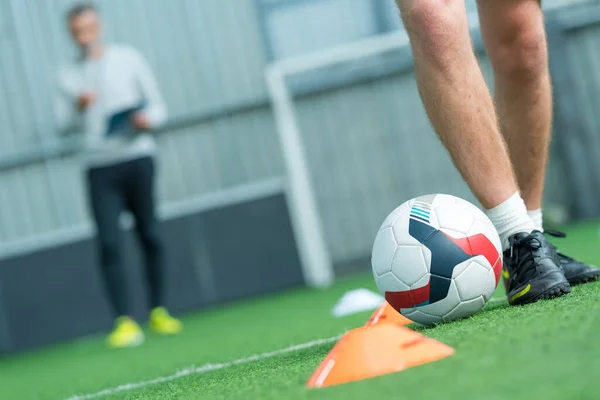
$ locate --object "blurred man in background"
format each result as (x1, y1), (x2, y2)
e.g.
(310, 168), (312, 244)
(395, 0), (599, 305)
(55, 3), (182, 348)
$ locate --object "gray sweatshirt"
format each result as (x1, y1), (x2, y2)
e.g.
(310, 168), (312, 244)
(55, 44), (167, 167)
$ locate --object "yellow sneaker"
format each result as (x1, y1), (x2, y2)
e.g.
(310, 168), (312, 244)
(149, 307), (183, 335)
(107, 317), (145, 349)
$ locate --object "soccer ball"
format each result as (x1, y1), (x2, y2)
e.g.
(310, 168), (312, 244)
(371, 194), (502, 325)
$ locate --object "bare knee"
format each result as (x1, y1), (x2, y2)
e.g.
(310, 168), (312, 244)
(399, 0), (469, 64)
(486, 19), (548, 82)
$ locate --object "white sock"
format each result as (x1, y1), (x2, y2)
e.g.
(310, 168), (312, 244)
(527, 208), (543, 232)
(485, 192), (535, 250)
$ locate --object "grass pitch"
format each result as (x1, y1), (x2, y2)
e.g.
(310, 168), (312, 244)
(1, 221), (599, 400)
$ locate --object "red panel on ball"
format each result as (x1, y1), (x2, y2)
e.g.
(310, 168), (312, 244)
(385, 282), (430, 309)
(444, 233), (502, 284)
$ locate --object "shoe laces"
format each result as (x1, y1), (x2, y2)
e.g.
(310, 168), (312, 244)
(509, 234), (542, 257)
(507, 234), (543, 282)
(544, 230), (567, 239)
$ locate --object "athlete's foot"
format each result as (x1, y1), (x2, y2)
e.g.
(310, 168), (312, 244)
(544, 230), (600, 285)
(149, 307), (183, 335)
(107, 317), (145, 348)
(503, 230), (571, 306)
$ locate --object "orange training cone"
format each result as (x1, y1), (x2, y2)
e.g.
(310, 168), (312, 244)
(306, 323), (454, 388)
(365, 301), (412, 327)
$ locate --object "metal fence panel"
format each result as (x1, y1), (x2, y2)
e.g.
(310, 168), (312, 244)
(7, 0), (269, 145)
(562, 24), (600, 198)
(0, 0), (597, 263)
(0, 0), (278, 246)
(155, 108), (282, 205)
(292, 60), (496, 263)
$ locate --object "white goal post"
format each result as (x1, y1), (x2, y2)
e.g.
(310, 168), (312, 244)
(265, 30), (411, 289)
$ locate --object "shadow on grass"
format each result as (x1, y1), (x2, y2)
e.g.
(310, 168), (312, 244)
(410, 298), (510, 333)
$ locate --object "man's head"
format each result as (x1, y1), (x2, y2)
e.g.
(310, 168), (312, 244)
(67, 3), (101, 52)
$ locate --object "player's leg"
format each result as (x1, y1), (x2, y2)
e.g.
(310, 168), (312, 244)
(87, 166), (144, 348)
(397, 0), (534, 247)
(124, 157), (182, 334)
(478, 0), (599, 285)
(398, 0), (517, 210)
(396, 0), (569, 304)
(477, 0), (549, 213)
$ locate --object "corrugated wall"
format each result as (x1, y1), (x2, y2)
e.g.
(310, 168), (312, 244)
(0, 0), (283, 246)
(17, 0), (269, 128)
(561, 23), (600, 195)
(0, 0), (597, 268)
(294, 59), (496, 263)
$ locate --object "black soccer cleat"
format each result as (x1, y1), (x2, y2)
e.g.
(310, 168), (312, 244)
(544, 230), (600, 285)
(502, 230), (571, 306)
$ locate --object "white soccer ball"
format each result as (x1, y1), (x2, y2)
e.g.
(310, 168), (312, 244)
(371, 194), (502, 325)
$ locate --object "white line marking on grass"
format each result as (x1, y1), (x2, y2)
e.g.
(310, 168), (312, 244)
(64, 335), (342, 400)
(65, 297), (509, 399)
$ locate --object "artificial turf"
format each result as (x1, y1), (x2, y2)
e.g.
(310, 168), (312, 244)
(1, 221), (599, 400)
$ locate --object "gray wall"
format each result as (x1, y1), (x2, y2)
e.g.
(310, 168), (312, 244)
(293, 55), (569, 263)
(0, 0), (598, 268)
(560, 22), (600, 196)
(295, 66), (485, 263)
(0, 0), (282, 247)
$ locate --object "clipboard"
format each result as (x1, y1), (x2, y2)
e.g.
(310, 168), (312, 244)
(106, 103), (146, 138)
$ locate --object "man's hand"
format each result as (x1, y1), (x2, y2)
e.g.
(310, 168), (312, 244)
(131, 112), (152, 131)
(77, 92), (96, 111)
